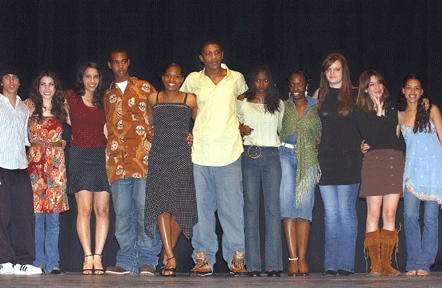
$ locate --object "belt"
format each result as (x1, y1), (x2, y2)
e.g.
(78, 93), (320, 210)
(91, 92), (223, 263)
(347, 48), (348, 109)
(281, 142), (296, 149)
(31, 141), (63, 148)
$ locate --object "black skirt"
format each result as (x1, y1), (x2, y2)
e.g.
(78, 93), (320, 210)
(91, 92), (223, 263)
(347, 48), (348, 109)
(68, 146), (109, 194)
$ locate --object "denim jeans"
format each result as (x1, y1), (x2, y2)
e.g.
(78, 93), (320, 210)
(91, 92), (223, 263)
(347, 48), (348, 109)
(319, 184), (359, 272)
(404, 188), (439, 273)
(34, 213), (60, 273)
(192, 157), (245, 268)
(110, 177), (162, 274)
(242, 147), (282, 272)
(279, 146), (315, 221)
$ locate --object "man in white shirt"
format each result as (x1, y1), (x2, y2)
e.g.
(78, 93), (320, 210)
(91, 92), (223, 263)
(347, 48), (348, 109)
(0, 63), (43, 275)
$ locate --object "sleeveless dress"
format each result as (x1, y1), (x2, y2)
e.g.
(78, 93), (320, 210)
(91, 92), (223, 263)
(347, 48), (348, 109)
(27, 116), (69, 213)
(401, 119), (442, 203)
(144, 93), (198, 238)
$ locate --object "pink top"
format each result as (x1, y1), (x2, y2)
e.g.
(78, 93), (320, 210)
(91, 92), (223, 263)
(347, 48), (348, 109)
(64, 89), (107, 148)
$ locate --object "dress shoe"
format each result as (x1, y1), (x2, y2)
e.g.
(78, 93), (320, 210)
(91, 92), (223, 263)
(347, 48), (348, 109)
(267, 270), (280, 277)
(50, 268), (65, 275)
(248, 271), (260, 277)
(337, 269), (352, 275)
(323, 270), (337, 276)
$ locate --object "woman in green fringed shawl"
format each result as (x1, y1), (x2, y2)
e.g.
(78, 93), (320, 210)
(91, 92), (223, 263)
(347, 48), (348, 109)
(279, 68), (321, 277)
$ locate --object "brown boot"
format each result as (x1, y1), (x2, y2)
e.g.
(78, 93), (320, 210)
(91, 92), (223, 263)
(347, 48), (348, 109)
(380, 228), (400, 276)
(229, 251), (248, 276)
(364, 230), (382, 276)
(190, 252), (212, 276)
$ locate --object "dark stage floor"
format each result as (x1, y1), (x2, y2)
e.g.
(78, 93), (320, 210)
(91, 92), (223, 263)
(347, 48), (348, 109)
(2, 272), (442, 288)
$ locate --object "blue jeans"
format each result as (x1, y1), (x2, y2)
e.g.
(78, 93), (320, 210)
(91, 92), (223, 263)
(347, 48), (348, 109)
(192, 157), (245, 268)
(242, 147), (282, 271)
(34, 213), (60, 273)
(110, 177), (162, 274)
(404, 188), (439, 273)
(319, 184), (359, 272)
(279, 146), (315, 221)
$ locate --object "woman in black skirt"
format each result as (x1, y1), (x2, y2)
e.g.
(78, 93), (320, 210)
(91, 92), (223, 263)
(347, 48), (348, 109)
(356, 70), (404, 276)
(64, 62), (109, 275)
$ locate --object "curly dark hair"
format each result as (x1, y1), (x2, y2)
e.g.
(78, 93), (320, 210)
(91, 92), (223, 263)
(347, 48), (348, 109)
(356, 70), (390, 113)
(30, 70), (67, 123)
(397, 73), (431, 133)
(244, 64), (281, 114)
(74, 62), (103, 108)
(317, 53), (353, 117)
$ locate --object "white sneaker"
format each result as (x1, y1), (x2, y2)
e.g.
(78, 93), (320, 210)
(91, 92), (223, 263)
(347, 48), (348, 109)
(0, 262), (14, 274)
(13, 264), (43, 275)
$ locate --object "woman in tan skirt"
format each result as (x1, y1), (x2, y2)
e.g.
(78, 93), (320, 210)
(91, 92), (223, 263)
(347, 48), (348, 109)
(357, 70), (405, 276)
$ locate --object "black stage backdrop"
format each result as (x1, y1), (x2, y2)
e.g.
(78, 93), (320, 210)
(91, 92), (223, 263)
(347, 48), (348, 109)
(2, 0), (442, 273)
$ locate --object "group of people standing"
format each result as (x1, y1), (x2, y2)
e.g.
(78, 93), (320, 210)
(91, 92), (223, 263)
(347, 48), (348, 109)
(0, 39), (441, 279)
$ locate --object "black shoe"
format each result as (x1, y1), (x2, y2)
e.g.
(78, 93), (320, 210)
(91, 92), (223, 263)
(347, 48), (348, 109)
(248, 271), (260, 277)
(337, 269), (352, 275)
(323, 270), (337, 276)
(50, 268), (65, 275)
(267, 270), (280, 277)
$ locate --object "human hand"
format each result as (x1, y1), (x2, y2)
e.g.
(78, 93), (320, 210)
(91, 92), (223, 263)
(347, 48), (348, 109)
(361, 140), (370, 154)
(187, 132), (193, 147)
(240, 125), (253, 136)
(146, 129), (154, 142)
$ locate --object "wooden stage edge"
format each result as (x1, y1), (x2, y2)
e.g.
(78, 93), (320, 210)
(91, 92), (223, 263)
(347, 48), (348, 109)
(2, 271), (442, 287)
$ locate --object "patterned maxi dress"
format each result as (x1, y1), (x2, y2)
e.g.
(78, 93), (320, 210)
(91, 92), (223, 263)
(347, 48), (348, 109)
(27, 116), (69, 213)
(144, 94), (198, 238)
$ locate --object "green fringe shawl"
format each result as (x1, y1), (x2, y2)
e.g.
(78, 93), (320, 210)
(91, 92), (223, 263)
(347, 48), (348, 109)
(279, 100), (322, 207)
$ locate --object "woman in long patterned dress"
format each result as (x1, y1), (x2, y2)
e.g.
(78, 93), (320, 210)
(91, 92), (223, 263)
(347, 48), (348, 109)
(27, 70), (69, 274)
(399, 73), (442, 276)
(144, 62), (198, 276)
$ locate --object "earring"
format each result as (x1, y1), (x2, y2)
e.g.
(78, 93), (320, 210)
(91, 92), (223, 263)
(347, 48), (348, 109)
(305, 87), (308, 96)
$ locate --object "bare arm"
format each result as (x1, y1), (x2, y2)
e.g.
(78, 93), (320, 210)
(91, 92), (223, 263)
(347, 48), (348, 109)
(145, 92), (156, 142)
(430, 104), (442, 145)
(312, 88), (319, 100)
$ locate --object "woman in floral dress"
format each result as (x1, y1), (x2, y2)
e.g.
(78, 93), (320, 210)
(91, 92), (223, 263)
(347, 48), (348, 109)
(27, 70), (69, 274)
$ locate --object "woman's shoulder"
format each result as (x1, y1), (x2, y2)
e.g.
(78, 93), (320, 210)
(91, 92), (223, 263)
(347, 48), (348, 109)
(64, 89), (80, 101)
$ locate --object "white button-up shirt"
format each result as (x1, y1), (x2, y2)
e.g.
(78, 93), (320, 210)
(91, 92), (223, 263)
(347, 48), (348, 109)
(0, 94), (30, 169)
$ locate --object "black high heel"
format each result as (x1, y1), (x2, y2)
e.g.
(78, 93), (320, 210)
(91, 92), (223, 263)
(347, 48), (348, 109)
(161, 256), (176, 277)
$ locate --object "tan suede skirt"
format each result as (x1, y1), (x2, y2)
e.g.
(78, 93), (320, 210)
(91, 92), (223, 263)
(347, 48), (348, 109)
(359, 149), (405, 197)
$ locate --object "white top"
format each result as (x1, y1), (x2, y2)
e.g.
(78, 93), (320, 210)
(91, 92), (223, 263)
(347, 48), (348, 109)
(236, 99), (284, 147)
(0, 94), (30, 169)
(116, 80), (128, 93)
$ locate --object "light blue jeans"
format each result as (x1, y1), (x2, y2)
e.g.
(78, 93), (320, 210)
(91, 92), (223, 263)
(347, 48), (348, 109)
(242, 147), (282, 272)
(110, 177), (162, 274)
(404, 188), (439, 273)
(34, 213), (60, 273)
(279, 146), (315, 221)
(192, 157), (245, 268)
(319, 184), (359, 272)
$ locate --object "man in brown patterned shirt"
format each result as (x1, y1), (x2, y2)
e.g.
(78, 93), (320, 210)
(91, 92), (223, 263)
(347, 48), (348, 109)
(104, 48), (162, 276)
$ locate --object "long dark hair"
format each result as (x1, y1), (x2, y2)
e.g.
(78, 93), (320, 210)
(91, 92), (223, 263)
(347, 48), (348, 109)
(244, 64), (280, 114)
(398, 73), (431, 133)
(74, 62), (103, 108)
(30, 70), (67, 123)
(356, 70), (390, 113)
(317, 53), (353, 117)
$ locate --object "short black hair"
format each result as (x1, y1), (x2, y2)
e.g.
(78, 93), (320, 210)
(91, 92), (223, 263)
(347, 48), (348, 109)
(200, 39), (222, 55)
(109, 48), (128, 61)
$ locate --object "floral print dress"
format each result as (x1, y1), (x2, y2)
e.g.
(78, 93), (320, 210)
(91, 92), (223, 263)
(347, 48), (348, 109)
(27, 116), (69, 213)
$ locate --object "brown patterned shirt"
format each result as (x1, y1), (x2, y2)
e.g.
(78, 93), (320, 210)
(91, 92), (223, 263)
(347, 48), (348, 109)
(104, 77), (156, 185)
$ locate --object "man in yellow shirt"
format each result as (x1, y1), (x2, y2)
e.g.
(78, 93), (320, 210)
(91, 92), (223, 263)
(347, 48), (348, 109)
(180, 40), (248, 276)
